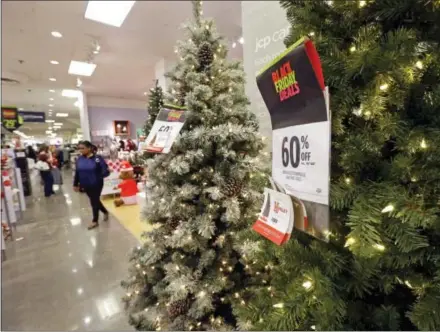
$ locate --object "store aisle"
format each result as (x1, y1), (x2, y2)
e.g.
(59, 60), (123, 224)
(1, 171), (137, 331)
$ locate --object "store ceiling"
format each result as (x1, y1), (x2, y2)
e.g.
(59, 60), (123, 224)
(1, 0), (243, 138)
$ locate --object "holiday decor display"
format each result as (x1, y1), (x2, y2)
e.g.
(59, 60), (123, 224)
(233, 1), (440, 331)
(121, 1), (268, 330)
(114, 161), (139, 207)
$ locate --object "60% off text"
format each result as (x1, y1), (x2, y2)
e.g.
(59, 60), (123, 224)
(281, 135), (313, 168)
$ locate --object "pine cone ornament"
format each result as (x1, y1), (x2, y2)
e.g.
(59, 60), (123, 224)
(222, 178), (243, 197)
(169, 218), (180, 229)
(167, 298), (191, 318)
(198, 42), (214, 71)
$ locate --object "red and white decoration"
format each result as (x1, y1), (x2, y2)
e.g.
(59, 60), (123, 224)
(106, 159), (123, 173)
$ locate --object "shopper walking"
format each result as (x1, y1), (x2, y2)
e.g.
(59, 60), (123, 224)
(35, 153), (55, 197)
(73, 140), (110, 230)
(26, 146), (37, 162)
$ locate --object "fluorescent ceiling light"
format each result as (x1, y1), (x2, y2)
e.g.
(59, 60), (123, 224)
(85, 1), (135, 27)
(49, 89), (55, 93)
(49, 77), (56, 81)
(238, 37), (245, 45)
(46, 130), (53, 134)
(68, 60), (97, 77)
(56, 113), (69, 117)
(49, 104), (54, 107)
(13, 130), (29, 139)
(51, 31), (63, 38)
(46, 120), (55, 123)
(18, 108), (24, 111)
(62, 89), (80, 98)
(74, 100), (80, 108)
(54, 123), (63, 126)
(50, 60), (59, 65)
(49, 98), (54, 101)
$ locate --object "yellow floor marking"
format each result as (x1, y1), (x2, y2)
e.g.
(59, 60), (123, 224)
(102, 198), (154, 242)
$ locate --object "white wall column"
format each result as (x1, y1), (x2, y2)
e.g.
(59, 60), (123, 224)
(241, 1), (290, 150)
(154, 58), (175, 91)
(78, 90), (90, 141)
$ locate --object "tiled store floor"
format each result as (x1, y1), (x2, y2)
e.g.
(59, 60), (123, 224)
(1, 171), (138, 331)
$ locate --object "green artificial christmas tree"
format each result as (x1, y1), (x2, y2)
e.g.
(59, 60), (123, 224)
(144, 80), (164, 139)
(233, 0), (440, 330)
(122, 1), (268, 330)
(140, 80), (164, 161)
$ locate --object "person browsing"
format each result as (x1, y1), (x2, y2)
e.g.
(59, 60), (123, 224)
(73, 140), (110, 230)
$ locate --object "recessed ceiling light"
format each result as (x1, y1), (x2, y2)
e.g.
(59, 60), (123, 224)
(49, 89), (55, 93)
(49, 98), (54, 101)
(68, 60), (97, 77)
(54, 122), (63, 126)
(18, 108), (24, 111)
(238, 37), (245, 45)
(232, 42), (237, 48)
(50, 60), (59, 65)
(46, 120), (55, 123)
(49, 104), (54, 107)
(46, 130), (53, 134)
(74, 101), (80, 108)
(51, 31), (63, 38)
(62, 89), (80, 98)
(85, 1), (136, 27)
(49, 78), (56, 81)
(56, 113), (69, 117)
(143, 91), (147, 96)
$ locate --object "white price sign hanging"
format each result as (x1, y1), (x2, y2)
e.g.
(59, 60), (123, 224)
(256, 37), (331, 241)
(144, 106), (186, 154)
(272, 119), (330, 205)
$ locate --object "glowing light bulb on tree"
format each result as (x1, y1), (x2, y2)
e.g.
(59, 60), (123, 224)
(302, 280), (313, 289)
(380, 83), (389, 91)
(381, 204), (394, 213)
(345, 237), (356, 247)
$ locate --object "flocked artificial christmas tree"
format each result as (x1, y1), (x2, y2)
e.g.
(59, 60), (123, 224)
(122, 1), (268, 330)
(233, 0), (440, 330)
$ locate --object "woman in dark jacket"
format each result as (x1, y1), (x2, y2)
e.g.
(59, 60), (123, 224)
(73, 140), (110, 230)
(26, 146), (37, 161)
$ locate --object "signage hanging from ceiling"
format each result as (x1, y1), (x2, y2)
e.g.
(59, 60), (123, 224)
(18, 111), (46, 123)
(1, 107), (24, 133)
